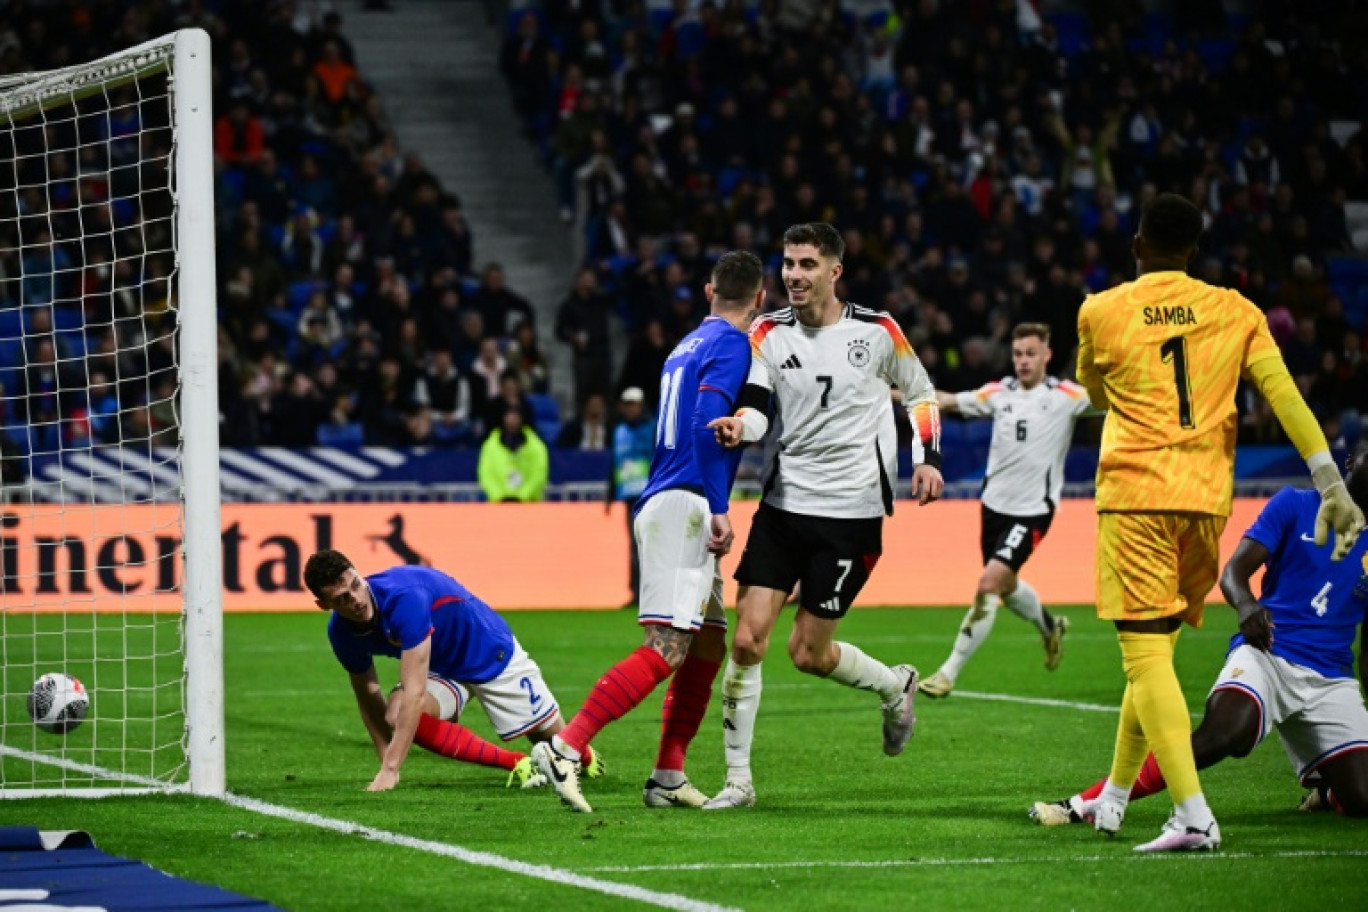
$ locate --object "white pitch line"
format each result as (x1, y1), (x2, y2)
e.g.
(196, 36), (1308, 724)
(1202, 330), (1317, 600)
(953, 690), (1202, 720)
(584, 850), (1368, 873)
(0, 745), (737, 912)
(953, 690), (1120, 713)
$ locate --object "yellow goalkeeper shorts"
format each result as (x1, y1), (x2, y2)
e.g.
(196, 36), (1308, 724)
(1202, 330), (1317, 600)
(1096, 512), (1227, 627)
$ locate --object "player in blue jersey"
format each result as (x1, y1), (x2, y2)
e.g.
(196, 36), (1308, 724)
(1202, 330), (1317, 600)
(1031, 452), (1368, 827)
(305, 550), (602, 792)
(533, 251), (766, 813)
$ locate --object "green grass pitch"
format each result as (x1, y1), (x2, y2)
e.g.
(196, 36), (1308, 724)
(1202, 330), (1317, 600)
(3, 606), (1366, 911)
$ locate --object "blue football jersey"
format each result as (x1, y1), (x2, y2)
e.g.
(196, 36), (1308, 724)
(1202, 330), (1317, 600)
(1232, 487), (1368, 679)
(638, 316), (751, 514)
(327, 566), (516, 684)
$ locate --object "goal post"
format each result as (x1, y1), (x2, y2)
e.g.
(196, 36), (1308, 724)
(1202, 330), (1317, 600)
(0, 29), (222, 797)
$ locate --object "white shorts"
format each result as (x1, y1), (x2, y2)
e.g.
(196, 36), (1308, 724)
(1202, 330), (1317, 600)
(1211, 645), (1368, 785)
(426, 640), (561, 741)
(634, 490), (727, 632)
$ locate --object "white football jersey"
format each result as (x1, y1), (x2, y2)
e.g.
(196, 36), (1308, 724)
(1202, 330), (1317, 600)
(955, 376), (1095, 516)
(748, 304), (940, 519)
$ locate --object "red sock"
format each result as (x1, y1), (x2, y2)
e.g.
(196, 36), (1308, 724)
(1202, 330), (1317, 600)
(415, 714), (524, 771)
(1129, 753), (1168, 800)
(559, 646), (673, 756)
(1077, 753), (1166, 802)
(655, 652), (721, 772)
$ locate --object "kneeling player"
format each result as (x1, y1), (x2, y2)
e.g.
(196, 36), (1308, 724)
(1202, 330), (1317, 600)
(306, 549), (602, 792)
(1031, 455), (1368, 825)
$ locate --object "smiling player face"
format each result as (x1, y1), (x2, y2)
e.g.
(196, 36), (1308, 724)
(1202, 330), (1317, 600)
(782, 243), (841, 311)
(316, 569), (374, 624)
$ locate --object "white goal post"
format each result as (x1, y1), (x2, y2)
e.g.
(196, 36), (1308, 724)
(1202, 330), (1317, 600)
(0, 29), (222, 797)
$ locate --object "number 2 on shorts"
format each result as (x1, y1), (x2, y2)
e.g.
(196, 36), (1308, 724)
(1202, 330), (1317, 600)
(519, 675), (543, 709)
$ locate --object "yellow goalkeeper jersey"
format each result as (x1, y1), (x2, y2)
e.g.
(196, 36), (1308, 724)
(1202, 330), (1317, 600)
(1077, 270), (1282, 516)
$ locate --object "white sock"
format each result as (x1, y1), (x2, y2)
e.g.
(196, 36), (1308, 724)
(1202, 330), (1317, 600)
(828, 642), (902, 702)
(1175, 792), (1215, 830)
(1099, 778), (1131, 810)
(720, 659), (762, 783)
(550, 734), (581, 762)
(1003, 579), (1052, 635)
(938, 593), (1001, 682)
(650, 768), (685, 788)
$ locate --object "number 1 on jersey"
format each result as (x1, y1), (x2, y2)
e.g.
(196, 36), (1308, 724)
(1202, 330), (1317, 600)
(1160, 336), (1195, 429)
(658, 366), (682, 449)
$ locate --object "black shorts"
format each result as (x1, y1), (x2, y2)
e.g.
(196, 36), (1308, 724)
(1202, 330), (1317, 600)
(734, 503), (883, 619)
(980, 506), (1053, 572)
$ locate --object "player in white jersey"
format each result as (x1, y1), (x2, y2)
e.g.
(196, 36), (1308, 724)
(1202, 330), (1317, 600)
(704, 222), (945, 809)
(919, 323), (1100, 698)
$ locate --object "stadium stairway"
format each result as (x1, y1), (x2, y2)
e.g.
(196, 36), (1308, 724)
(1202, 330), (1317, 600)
(341, 0), (579, 407)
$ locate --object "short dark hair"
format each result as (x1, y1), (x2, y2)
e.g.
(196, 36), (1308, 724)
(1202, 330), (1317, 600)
(304, 549), (353, 598)
(782, 222), (845, 262)
(1013, 322), (1052, 343)
(1139, 193), (1204, 256)
(710, 250), (764, 303)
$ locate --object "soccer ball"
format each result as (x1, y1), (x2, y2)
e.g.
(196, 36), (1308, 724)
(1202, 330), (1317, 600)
(26, 673), (89, 735)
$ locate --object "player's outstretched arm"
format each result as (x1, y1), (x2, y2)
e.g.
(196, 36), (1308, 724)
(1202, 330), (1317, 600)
(349, 667), (392, 763)
(369, 637), (432, 792)
(935, 390), (960, 413)
(1219, 537), (1274, 652)
(1247, 356), (1366, 559)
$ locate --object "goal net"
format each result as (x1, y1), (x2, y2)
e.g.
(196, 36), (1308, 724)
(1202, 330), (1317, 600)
(0, 30), (222, 797)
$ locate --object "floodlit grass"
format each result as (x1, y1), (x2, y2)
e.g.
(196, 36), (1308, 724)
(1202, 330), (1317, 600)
(3, 607), (1366, 911)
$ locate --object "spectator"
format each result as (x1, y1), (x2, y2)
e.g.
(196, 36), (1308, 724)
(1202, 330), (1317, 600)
(606, 386), (654, 606)
(555, 267), (614, 409)
(616, 319), (670, 407)
(412, 348), (473, 446)
(477, 407), (549, 503)
(506, 321), (551, 394)
(556, 392), (608, 450)
(469, 337), (508, 407)
(468, 263), (535, 338)
(214, 99), (265, 165)
(483, 369), (535, 437)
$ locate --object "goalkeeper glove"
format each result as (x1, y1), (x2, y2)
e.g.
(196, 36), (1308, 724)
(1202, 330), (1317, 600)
(1311, 461), (1366, 561)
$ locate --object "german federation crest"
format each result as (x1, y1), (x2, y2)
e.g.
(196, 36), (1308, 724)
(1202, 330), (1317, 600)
(847, 339), (871, 367)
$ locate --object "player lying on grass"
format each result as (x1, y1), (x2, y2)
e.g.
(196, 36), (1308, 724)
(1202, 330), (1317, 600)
(534, 252), (764, 814)
(305, 549), (602, 792)
(1031, 452), (1368, 825)
(918, 323), (1098, 699)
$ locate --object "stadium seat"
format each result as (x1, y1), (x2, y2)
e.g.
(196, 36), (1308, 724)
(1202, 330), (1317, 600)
(316, 421), (364, 447)
(964, 420), (994, 447)
(528, 392), (561, 425)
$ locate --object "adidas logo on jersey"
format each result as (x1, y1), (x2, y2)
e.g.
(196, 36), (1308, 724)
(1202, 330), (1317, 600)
(780, 355), (803, 370)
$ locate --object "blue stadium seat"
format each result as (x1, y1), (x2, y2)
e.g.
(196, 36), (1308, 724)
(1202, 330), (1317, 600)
(316, 422), (364, 447)
(535, 419), (562, 445)
(287, 280), (324, 312)
(965, 420), (994, 447)
(49, 306), (83, 331)
(0, 309), (22, 341)
(528, 392), (561, 425)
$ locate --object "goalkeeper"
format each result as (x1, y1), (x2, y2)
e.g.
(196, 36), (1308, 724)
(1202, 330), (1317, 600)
(1033, 451), (1368, 823)
(304, 550), (603, 792)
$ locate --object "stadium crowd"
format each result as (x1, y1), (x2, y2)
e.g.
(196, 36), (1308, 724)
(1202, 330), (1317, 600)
(0, 0), (1365, 468)
(508, 0), (1368, 447)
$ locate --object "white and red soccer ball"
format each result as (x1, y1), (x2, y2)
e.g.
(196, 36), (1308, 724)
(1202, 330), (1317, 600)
(27, 673), (89, 735)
